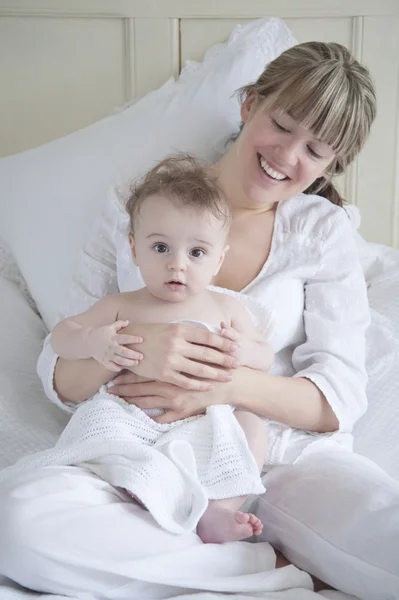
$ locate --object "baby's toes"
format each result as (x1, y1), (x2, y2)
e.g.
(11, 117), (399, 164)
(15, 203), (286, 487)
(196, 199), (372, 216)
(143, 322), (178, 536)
(253, 521), (263, 536)
(235, 511), (250, 525)
(248, 513), (263, 534)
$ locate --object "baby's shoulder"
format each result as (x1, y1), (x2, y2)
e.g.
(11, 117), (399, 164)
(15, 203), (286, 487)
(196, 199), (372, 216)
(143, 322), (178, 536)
(209, 290), (246, 318)
(111, 289), (143, 312)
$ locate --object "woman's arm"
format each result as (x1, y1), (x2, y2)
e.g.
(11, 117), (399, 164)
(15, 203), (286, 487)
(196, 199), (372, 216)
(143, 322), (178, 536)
(231, 369), (338, 432)
(123, 368), (336, 431)
(54, 357), (117, 405)
(289, 209), (369, 433)
(37, 187), (122, 412)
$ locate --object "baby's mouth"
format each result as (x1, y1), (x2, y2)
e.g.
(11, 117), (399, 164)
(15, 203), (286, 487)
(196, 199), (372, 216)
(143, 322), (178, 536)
(165, 280), (186, 288)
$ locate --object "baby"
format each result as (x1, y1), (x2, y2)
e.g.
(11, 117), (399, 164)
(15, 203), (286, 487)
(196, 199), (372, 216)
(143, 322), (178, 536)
(51, 154), (273, 544)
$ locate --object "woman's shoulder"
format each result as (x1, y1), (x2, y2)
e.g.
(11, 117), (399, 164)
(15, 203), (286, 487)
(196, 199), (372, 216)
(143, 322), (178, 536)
(278, 193), (352, 241)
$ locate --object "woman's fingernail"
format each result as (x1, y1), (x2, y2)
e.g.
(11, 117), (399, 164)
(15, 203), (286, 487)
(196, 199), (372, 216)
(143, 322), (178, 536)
(231, 360), (239, 368)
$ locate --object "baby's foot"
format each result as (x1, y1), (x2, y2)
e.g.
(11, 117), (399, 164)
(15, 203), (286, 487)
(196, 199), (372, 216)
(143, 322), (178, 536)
(197, 506), (263, 544)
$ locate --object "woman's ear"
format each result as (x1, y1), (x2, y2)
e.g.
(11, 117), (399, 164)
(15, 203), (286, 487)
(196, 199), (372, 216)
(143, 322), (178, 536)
(240, 92), (258, 122)
(128, 233), (137, 265)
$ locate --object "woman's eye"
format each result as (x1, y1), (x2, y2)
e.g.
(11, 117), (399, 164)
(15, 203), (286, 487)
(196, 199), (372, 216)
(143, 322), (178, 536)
(307, 146), (322, 159)
(272, 119), (289, 133)
(190, 248), (205, 258)
(153, 243), (169, 253)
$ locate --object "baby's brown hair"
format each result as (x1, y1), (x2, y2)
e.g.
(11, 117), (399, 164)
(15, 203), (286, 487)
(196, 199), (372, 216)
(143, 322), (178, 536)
(126, 154), (231, 232)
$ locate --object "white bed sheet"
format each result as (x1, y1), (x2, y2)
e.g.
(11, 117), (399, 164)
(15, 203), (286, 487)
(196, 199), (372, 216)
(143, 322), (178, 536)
(0, 237), (398, 600)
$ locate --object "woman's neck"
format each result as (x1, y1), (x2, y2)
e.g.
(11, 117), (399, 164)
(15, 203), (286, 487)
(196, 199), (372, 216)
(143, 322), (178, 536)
(210, 154), (276, 216)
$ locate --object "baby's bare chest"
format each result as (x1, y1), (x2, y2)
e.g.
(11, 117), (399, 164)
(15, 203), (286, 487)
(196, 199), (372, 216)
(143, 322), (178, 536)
(117, 293), (231, 329)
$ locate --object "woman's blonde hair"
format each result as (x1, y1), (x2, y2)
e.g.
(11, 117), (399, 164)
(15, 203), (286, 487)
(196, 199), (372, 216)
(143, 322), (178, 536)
(238, 41), (377, 206)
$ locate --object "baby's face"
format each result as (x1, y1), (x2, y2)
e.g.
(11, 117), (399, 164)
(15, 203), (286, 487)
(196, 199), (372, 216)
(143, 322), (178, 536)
(130, 194), (229, 302)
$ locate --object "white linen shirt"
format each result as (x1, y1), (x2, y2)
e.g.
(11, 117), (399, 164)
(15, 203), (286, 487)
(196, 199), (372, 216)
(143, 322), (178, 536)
(37, 189), (370, 464)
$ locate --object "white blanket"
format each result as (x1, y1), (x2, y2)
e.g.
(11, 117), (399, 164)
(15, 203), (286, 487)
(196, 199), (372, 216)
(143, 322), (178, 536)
(0, 238), (398, 600)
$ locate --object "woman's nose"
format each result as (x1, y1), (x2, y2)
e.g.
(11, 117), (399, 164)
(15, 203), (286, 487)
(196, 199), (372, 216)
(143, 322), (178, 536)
(275, 140), (300, 166)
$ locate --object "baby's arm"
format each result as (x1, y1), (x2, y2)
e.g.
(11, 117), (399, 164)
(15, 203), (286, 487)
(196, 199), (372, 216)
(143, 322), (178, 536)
(50, 295), (143, 372)
(221, 299), (273, 372)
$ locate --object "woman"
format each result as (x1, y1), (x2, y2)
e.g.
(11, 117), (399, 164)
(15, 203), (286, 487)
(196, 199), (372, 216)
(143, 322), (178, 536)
(0, 42), (397, 599)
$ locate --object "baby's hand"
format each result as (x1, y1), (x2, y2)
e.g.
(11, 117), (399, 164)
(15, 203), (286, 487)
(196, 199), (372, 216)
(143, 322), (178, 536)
(220, 321), (245, 365)
(86, 320), (143, 372)
(220, 321), (273, 370)
(220, 321), (241, 344)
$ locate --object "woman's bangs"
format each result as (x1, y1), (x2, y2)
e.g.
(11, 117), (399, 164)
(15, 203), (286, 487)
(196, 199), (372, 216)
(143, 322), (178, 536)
(271, 75), (355, 156)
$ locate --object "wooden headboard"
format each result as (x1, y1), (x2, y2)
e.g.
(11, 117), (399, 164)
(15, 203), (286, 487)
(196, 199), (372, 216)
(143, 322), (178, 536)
(0, 0), (398, 246)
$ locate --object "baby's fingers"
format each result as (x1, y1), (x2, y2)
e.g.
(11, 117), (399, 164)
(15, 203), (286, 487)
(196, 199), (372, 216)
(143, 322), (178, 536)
(113, 320), (130, 332)
(115, 344), (143, 361)
(220, 325), (240, 342)
(117, 334), (143, 346)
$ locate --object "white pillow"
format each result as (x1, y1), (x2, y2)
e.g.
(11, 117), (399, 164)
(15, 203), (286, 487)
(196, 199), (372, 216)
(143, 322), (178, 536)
(0, 18), (296, 330)
(0, 276), (69, 470)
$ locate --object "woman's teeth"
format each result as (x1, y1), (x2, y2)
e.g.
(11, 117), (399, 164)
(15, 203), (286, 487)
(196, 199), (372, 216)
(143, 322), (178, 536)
(259, 156), (287, 181)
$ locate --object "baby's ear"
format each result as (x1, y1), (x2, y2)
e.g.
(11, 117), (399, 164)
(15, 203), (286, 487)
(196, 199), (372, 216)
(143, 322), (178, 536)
(214, 244), (230, 275)
(128, 233), (137, 264)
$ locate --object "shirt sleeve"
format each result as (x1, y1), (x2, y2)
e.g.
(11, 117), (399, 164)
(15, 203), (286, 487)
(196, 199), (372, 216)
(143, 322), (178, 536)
(37, 187), (121, 412)
(291, 209), (370, 432)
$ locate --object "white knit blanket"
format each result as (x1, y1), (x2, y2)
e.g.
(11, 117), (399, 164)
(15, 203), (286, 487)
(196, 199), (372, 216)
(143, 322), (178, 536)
(0, 392), (265, 534)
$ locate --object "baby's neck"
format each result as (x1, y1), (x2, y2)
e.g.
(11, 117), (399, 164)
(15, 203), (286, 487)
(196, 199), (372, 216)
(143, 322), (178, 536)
(139, 287), (209, 307)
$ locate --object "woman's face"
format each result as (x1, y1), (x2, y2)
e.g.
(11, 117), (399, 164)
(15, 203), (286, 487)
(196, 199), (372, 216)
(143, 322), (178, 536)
(233, 95), (336, 208)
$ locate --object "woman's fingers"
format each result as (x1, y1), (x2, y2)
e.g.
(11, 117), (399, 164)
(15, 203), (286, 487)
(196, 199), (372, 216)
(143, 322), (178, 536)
(110, 380), (161, 399)
(112, 372), (153, 386)
(165, 371), (215, 391)
(167, 359), (232, 387)
(184, 343), (238, 370)
(153, 411), (182, 424)
(185, 328), (237, 354)
(132, 395), (173, 409)
(105, 362), (123, 373)
(113, 357), (139, 368)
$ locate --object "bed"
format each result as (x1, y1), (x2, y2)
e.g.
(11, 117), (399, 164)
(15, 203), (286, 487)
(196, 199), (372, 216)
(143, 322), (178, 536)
(0, 1), (399, 599)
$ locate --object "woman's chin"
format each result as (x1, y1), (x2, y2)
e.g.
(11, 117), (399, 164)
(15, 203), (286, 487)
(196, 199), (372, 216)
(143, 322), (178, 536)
(245, 185), (281, 210)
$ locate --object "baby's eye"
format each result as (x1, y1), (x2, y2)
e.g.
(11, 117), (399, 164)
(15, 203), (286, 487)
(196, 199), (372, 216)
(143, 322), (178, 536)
(190, 248), (206, 258)
(153, 243), (169, 254)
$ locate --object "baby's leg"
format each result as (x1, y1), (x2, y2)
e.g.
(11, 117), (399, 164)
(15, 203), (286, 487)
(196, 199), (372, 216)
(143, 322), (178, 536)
(197, 411), (268, 544)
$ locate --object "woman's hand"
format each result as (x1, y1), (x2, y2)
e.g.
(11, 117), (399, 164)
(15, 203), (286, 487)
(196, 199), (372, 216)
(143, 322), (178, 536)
(110, 372), (230, 423)
(124, 322), (238, 392)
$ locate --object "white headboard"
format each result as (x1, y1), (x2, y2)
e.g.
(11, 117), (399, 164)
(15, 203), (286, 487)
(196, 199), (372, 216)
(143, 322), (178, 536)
(1, 0), (398, 247)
